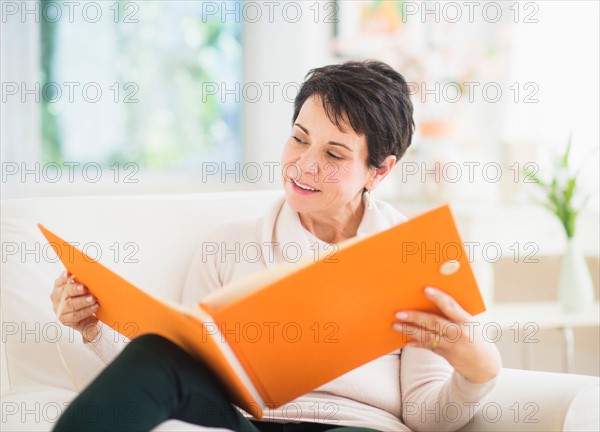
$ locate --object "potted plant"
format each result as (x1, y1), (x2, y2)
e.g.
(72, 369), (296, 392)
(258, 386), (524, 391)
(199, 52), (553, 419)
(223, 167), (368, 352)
(524, 135), (595, 312)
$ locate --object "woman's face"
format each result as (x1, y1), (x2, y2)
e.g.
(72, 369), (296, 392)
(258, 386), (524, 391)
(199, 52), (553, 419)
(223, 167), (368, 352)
(281, 95), (377, 217)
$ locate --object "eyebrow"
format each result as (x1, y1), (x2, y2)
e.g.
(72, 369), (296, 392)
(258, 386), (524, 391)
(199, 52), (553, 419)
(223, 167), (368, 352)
(294, 123), (353, 152)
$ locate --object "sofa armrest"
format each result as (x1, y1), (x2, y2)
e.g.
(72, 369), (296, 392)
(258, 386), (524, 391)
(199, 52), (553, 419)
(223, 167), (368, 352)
(458, 368), (599, 431)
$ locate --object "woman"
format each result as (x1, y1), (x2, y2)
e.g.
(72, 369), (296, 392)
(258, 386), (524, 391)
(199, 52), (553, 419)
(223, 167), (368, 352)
(51, 60), (501, 431)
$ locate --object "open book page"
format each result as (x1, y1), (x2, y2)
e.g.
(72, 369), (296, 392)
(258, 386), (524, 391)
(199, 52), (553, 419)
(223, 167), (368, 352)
(199, 232), (364, 310)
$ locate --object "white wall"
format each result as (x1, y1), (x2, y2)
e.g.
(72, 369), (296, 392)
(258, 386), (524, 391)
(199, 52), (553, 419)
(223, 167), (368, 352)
(242, 1), (335, 190)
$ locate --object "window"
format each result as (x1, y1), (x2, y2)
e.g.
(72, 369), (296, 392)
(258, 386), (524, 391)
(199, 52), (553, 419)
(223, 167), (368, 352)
(40, 0), (242, 170)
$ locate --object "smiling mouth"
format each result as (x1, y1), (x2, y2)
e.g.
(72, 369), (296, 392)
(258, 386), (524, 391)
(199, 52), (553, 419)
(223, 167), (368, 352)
(291, 178), (320, 192)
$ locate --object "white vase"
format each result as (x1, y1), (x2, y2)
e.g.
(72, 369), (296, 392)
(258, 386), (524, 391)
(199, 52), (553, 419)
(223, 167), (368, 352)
(557, 237), (595, 312)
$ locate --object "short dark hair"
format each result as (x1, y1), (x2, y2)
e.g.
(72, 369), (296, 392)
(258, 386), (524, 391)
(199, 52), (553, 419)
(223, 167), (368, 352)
(293, 60), (414, 169)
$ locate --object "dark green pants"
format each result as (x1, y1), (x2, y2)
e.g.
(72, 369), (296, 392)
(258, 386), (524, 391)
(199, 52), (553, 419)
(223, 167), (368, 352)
(54, 334), (380, 432)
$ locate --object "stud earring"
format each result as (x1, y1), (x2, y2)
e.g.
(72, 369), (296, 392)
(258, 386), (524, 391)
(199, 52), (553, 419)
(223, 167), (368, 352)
(364, 188), (372, 210)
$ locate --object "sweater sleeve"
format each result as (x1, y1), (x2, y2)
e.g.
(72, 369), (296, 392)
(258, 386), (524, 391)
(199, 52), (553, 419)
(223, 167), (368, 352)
(400, 346), (497, 431)
(84, 322), (130, 365)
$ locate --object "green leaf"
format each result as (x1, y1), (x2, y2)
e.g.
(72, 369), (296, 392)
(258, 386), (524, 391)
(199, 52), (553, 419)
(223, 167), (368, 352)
(560, 131), (573, 168)
(547, 190), (560, 210)
(523, 133), (597, 238)
(564, 177), (576, 204)
(522, 167), (546, 187)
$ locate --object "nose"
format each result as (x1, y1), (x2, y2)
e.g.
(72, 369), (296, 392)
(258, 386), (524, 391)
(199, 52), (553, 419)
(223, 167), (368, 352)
(296, 147), (321, 181)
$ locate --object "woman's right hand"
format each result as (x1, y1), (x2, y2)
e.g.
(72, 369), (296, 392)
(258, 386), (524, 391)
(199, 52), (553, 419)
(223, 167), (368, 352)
(51, 272), (100, 342)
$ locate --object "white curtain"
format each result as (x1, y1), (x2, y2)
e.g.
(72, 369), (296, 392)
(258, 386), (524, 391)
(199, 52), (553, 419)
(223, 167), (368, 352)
(1, 3), (41, 198)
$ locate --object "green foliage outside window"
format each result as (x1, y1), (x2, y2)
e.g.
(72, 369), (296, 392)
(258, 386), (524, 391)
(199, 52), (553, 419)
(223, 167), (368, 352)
(41, 0), (242, 168)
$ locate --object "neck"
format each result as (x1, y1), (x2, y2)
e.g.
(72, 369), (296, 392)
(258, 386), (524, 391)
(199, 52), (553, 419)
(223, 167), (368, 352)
(298, 194), (366, 243)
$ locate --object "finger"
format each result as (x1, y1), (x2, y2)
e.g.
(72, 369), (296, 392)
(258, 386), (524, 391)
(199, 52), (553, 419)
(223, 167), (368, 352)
(394, 310), (453, 335)
(53, 271), (68, 288)
(406, 333), (441, 351)
(60, 292), (97, 315)
(68, 294), (97, 311)
(393, 322), (442, 350)
(424, 287), (471, 323)
(56, 279), (86, 316)
(60, 303), (99, 326)
(50, 283), (63, 306)
(64, 279), (87, 298)
(51, 273), (71, 310)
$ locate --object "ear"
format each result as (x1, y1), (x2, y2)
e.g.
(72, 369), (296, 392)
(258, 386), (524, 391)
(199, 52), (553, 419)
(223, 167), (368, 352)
(366, 155), (396, 190)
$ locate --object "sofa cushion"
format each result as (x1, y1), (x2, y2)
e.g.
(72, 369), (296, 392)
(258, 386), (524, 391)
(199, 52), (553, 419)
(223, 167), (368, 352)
(459, 368), (599, 431)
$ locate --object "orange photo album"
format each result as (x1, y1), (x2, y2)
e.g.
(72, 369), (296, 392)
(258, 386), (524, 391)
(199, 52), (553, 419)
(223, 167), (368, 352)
(38, 204), (486, 419)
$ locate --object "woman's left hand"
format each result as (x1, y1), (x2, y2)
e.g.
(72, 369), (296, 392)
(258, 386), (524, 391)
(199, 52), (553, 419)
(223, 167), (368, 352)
(393, 286), (502, 384)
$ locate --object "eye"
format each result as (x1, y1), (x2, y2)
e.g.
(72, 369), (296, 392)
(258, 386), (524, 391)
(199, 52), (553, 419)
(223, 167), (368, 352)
(327, 152), (343, 160)
(292, 136), (306, 144)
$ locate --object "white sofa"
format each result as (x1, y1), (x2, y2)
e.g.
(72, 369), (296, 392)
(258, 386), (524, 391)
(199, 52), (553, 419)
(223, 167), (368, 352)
(1, 191), (599, 431)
